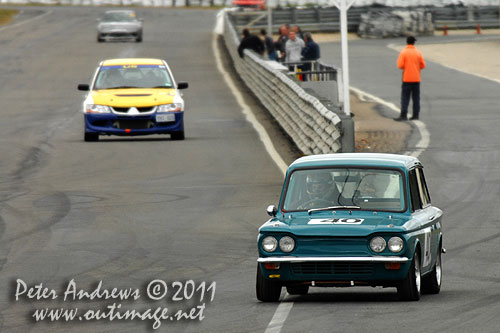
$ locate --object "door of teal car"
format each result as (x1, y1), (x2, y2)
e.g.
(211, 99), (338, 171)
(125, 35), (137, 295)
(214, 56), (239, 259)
(400, 166), (443, 299)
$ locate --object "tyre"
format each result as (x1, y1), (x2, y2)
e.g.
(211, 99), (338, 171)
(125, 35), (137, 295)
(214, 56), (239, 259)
(397, 250), (421, 301)
(170, 130), (184, 141)
(136, 35), (142, 43)
(286, 285), (309, 295)
(422, 247), (442, 294)
(84, 132), (99, 142)
(97, 35), (104, 43)
(256, 264), (281, 302)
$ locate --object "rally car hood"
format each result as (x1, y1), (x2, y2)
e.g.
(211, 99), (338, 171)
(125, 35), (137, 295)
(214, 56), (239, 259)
(260, 214), (409, 237)
(91, 88), (176, 108)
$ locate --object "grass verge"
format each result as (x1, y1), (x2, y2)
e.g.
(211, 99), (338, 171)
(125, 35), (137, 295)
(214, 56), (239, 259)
(0, 9), (18, 26)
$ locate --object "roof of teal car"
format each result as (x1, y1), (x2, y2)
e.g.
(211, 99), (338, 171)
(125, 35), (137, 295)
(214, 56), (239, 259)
(289, 153), (420, 170)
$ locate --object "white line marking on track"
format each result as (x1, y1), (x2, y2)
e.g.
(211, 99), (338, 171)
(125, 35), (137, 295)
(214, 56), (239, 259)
(212, 32), (288, 176)
(350, 86), (429, 158)
(264, 297), (293, 333)
(213, 20), (291, 332)
(0, 9), (53, 32)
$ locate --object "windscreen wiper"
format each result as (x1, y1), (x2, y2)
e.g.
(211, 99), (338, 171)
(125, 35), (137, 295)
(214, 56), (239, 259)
(308, 205), (361, 214)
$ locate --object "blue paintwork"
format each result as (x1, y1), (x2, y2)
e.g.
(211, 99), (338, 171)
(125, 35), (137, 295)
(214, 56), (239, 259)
(257, 153), (443, 287)
(84, 111), (183, 136)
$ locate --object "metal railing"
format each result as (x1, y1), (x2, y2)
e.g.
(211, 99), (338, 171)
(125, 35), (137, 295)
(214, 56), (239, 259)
(283, 60), (337, 82)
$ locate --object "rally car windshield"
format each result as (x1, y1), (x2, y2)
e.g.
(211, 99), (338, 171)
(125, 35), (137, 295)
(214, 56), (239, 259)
(94, 65), (173, 90)
(282, 167), (405, 212)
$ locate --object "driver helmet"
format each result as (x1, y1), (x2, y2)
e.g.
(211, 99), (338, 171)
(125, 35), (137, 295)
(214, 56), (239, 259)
(306, 171), (333, 197)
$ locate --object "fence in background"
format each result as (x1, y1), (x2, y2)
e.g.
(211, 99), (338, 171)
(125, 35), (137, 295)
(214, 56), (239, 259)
(229, 5), (500, 32)
(2, 0), (498, 30)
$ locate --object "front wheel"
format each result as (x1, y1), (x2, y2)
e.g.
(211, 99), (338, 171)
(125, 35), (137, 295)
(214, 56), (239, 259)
(256, 264), (281, 302)
(84, 132), (99, 142)
(397, 251), (421, 301)
(170, 130), (184, 141)
(422, 247), (442, 294)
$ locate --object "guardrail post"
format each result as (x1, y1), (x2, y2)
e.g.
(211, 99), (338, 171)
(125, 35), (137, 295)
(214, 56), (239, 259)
(339, 113), (355, 152)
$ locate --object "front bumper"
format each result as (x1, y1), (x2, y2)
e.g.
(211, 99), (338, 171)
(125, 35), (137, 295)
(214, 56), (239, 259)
(98, 30), (141, 40)
(258, 256), (410, 284)
(84, 112), (183, 136)
(258, 256), (408, 263)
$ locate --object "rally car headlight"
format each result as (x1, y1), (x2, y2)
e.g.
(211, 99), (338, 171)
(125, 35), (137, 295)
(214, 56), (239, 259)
(370, 236), (386, 253)
(85, 104), (111, 114)
(157, 103), (182, 112)
(262, 236), (278, 252)
(388, 237), (404, 253)
(279, 236), (295, 253)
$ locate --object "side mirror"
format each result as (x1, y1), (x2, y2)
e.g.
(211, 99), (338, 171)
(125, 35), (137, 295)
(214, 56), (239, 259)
(177, 82), (188, 90)
(78, 84), (90, 91)
(266, 205), (277, 217)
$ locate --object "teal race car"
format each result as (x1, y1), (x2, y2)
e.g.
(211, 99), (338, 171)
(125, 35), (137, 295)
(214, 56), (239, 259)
(257, 153), (444, 302)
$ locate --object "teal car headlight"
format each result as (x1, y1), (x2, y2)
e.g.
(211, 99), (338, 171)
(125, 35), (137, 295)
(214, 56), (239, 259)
(85, 104), (111, 114)
(157, 103), (182, 112)
(279, 236), (295, 253)
(262, 236), (278, 252)
(388, 237), (404, 253)
(370, 236), (386, 253)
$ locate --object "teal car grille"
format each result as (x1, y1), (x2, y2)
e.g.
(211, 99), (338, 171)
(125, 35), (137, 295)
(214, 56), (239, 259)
(291, 262), (374, 276)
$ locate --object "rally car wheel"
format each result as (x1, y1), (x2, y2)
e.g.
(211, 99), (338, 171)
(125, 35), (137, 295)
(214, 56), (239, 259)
(397, 250), (421, 301)
(256, 264), (281, 302)
(84, 132), (99, 142)
(422, 246), (442, 294)
(170, 130), (184, 141)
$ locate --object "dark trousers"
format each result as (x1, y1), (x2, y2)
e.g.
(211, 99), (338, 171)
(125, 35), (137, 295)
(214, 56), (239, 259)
(400, 82), (420, 118)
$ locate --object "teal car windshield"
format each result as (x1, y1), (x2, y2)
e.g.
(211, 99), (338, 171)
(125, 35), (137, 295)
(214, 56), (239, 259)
(282, 168), (405, 212)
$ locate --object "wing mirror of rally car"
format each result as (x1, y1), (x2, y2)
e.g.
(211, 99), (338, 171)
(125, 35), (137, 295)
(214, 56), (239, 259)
(78, 84), (90, 91)
(177, 82), (189, 90)
(266, 205), (277, 217)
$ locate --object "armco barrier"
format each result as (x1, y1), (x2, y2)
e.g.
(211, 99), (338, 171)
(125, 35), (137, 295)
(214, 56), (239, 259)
(218, 10), (343, 155)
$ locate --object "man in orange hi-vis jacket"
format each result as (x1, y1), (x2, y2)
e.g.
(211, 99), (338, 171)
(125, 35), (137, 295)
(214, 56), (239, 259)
(395, 36), (426, 121)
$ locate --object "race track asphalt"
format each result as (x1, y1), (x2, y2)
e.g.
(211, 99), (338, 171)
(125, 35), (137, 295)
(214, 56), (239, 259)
(0, 6), (283, 332)
(1, 6), (500, 332)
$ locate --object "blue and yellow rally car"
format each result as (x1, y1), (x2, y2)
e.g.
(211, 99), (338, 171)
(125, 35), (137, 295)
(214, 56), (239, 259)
(78, 58), (188, 141)
(257, 153), (444, 302)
